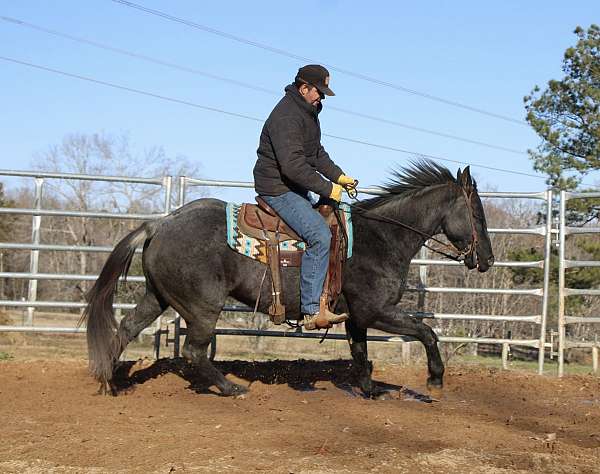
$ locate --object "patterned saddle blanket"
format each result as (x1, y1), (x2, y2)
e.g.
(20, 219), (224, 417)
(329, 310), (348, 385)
(226, 202), (353, 266)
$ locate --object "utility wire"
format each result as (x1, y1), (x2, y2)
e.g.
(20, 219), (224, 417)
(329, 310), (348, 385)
(0, 15), (527, 156)
(0, 55), (548, 181)
(110, 0), (528, 127)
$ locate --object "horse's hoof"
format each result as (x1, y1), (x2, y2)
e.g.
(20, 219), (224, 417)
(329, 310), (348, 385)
(427, 377), (443, 390)
(222, 382), (249, 397)
(371, 390), (395, 401)
(97, 380), (117, 396)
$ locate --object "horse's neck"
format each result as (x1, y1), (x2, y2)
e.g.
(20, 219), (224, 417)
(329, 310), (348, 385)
(364, 185), (454, 257)
(381, 185), (451, 233)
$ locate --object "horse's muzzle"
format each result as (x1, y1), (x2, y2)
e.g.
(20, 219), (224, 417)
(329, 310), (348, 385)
(475, 254), (494, 273)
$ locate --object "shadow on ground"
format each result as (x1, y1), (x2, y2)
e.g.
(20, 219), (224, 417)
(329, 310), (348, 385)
(112, 358), (434, 402)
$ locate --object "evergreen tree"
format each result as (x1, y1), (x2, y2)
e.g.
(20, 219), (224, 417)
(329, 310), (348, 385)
(524, 24), (599, 190)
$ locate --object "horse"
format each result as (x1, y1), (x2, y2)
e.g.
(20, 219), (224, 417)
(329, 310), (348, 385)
(81, 160), (494, 397)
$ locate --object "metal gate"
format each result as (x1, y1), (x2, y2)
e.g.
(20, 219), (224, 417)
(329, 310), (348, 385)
(557, 190), (600, 376)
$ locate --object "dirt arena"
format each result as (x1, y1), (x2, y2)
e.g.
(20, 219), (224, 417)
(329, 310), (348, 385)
(1, 354), (599, 474)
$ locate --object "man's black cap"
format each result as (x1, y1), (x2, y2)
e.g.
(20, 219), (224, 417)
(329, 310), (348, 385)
(295, 64), (335, 96)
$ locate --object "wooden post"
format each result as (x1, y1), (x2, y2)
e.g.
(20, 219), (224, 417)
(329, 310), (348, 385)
(401, 342), (411, 364)
(501, 343), (509, 370)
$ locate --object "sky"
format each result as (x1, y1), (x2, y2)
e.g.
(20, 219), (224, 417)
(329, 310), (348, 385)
(0, 0), (598, 203)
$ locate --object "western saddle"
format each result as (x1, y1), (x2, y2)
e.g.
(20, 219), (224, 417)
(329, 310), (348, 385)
(237, 196), (348, 325)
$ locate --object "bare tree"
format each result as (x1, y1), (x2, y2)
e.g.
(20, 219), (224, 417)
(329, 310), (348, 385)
(25, 131), (203, 309)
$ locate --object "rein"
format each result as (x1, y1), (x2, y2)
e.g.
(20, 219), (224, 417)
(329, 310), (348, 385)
(344, 184), (478, 263)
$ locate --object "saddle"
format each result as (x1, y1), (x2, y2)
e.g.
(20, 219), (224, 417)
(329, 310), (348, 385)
(237, 196), (348, 324)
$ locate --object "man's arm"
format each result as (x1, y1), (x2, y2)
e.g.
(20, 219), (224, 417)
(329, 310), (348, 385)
(269, 117), (333, 197)
(315, 144), (344, 183)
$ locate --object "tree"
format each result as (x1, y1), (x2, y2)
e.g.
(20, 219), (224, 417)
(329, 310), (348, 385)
(524, 24), (599, 190)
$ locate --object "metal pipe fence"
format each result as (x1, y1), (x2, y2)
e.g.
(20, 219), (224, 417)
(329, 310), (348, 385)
(0, 170), (556, 373)
(0, 169), (172, 338)
(557, 190), (600, 376)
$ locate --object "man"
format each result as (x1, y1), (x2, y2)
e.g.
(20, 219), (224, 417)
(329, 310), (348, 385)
(253, 64), (356, 330)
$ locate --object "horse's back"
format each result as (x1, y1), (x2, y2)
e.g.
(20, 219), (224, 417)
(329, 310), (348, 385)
(142, 197), (230, 282)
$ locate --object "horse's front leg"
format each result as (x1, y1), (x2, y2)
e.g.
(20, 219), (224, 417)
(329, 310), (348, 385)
(344, 318), (374, 397)
(371, 309), (444, 389)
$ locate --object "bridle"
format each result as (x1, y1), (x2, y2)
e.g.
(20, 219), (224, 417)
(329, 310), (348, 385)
(345, 182), (479, 264)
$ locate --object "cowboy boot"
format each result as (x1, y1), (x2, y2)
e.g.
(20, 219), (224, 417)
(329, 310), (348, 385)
(303, 294), (348, 330)
(303, 308), (348, 330)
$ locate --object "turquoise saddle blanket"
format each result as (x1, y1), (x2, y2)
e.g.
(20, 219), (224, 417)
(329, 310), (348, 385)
(225, 202), (353, 263)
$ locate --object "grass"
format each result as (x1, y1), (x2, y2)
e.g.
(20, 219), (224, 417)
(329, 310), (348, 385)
(0, 351), (13, 361)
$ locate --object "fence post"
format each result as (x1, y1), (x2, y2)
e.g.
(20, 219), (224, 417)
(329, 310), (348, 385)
(152, 176), (174, 358)
(178, 176), (187, 209)
(592, 346), (598, 374)
(558, 190), (567, 377)
(538, 189), (553, 374)
(501, 343), (509, 369)
(417, 246), (428, 312)
(25, 177), (44, 326)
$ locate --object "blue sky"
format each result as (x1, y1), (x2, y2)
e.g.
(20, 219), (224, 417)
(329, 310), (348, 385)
(0, 1), (598, 202)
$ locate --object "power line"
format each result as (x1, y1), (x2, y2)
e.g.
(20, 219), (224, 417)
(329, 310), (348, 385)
(0, 15), (527, 156)
(0, 55), (548, 181)
(110, 0), (528, 127)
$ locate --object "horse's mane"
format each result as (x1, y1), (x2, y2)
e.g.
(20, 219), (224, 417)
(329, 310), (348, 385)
(358, 160), (457, 210)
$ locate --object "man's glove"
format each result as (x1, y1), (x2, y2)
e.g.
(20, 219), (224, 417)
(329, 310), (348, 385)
(338, 174), (358, 198)
(338, 175), (357, 187)
(329, 183), (343, 202)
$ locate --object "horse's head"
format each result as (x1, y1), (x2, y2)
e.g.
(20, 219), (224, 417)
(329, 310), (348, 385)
(441, 167), (494, 272)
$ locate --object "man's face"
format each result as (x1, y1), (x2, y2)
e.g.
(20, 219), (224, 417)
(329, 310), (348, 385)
(299, 84), (324, 107)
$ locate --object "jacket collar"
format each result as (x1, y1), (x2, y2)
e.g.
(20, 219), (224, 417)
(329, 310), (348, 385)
(284, 84), (322, 117)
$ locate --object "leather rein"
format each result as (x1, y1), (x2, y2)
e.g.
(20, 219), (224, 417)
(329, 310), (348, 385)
(345, 184), (479, 263)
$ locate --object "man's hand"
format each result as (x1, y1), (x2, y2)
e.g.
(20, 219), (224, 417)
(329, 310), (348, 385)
(329, 183), (343, 202)
(338, 174), (358, 198)
(338, 174), (357, 187)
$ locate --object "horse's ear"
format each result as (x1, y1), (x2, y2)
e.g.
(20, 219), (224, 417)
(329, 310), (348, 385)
(460, 166), (473, 189)
(456, 168), (462, 182)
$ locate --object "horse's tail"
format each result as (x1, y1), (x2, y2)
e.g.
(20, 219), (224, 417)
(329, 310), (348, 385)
(79, 220), (159, 385)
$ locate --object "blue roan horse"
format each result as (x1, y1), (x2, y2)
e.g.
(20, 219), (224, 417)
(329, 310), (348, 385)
(82, 161), (494, 397)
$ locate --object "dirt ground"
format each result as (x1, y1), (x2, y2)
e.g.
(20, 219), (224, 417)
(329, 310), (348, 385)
(1, 351), (600, 474)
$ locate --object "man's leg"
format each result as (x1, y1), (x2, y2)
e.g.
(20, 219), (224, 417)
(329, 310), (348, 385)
(261, 192), (334, 318)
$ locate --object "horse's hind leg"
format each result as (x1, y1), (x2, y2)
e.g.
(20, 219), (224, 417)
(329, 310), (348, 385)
(114, 287), (167, 365)
(180, 310), (248, 397)
(96, 286), (167, 395)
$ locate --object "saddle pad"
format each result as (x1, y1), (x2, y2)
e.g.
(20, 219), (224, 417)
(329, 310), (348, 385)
(225, 202), (353, 264)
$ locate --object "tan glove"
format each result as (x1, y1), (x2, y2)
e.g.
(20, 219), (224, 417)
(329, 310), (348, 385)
(329, 183), (343, 202)
(337, 174), (356, 186)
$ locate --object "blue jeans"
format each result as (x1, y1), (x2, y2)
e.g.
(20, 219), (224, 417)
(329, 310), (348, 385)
(261, 192), (331, 315)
